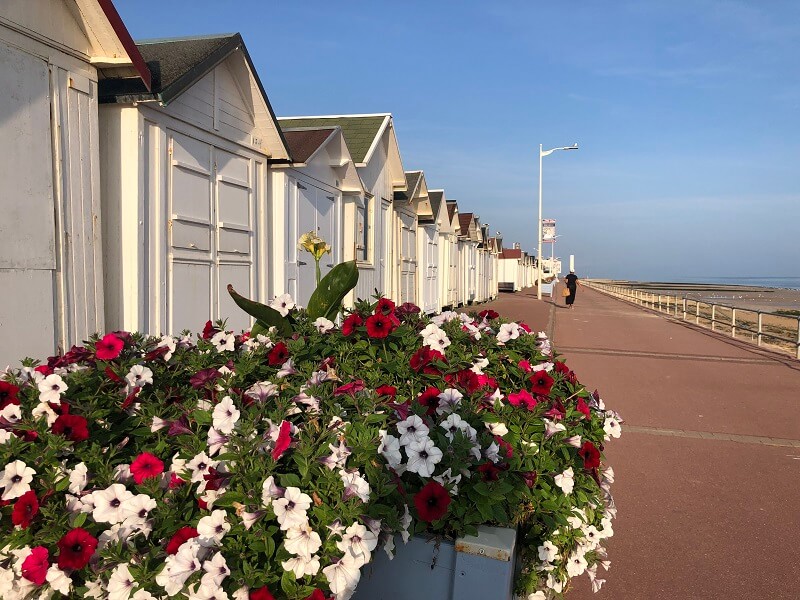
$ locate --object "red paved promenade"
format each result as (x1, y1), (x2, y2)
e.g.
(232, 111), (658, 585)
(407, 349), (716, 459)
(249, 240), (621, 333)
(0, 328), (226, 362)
(476, 287), (800, 599)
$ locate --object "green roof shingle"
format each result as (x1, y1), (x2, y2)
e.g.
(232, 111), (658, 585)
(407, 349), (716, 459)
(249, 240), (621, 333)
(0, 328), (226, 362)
(277, 116), (387, 164)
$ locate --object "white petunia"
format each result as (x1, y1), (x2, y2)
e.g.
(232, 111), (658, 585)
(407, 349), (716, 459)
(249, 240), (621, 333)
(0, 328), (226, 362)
(261, 475), (284, 508)
(201, 552), (230, 588)
(496, 323), (520, 344)
(537, 540), (560, 562)
(564, 435), (582, 448)
(423, 328), (451, 352)
(432, 468), (462, 496)
(31, 402), (58, 425)
(485, 421), (508, 437)
(122, 494), (157, 528)
(185, 452), (218, 484)
(197, 510), (231, 546)
(336, 523), (378, 568)
(269, 293), (295, 317)
(157, 335), (177, 361)
(323, 554), (361, 598)
(92, 484), (135, 524)
(339, 469), (370, 503)
(531, 361), (554, 373)
(46, 565), (72, 595)
(284, 522), (323, 556)
(38, 373), (67, 403)
(107, 563), (135, 600)
(273, 487), (312, 530)
(207, 428), (229, 456)
(396, 415), (429, 446)
(436, 388), (463, 415)
(470, 356), (489, 374)
(526, 593), (547, 600)
(405, 437), (443, 478)
(245, 381), (279, 402)
(554, 467), (575, 495)
(0, 460), (35, 501)
(314, 317), (335, 334)
(125, 365), (153, 389)
(440, 413), (476, 442)
(277, 359), (299, 378)
(320, 440), (352, 471)
(378, 431), (403, 468)
(547, 573), (564, 593)
(210, 331), (236, 353)
(484, 441), (501, 463)
(282, 554), (321, 579)
(212, 396), (240, 434)
(566, 551), (588, 577)
(543, 418), (566, 438)
(604, 416), (622, 439)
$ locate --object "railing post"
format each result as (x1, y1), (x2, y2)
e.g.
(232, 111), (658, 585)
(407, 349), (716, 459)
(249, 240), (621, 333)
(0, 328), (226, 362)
(711, 304), (716, 331)
(757, 313), (763, 346)
(695, 301), (700, 324)
(682, 297), (687, 320)
(731, 308), (736, 338)
(796, 319), (800, 360)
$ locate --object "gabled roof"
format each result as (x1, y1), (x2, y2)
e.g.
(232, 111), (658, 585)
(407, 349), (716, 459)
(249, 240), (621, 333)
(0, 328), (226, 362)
(429, 191), (444, 223)
(501, 248), (522, 259)
(99, 33), (289, 160)
(394, 171), (422, 202)
(458, 212), (474, 236)
(281, 127), (337, 164)
(446, 201), (457, 224)
(278, 115), (388, 165)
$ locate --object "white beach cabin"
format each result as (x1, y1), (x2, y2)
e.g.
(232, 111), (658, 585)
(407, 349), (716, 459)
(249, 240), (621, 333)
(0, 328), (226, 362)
(392, 171), (428, 306)
(0, 0), (151, 365)
(417, 187), (448, 314)
(271, 126), (363, 307)
(444, 200), (462, 308)
(457, 212), (481, 305)
(98, 33), (291, 336)
(432, 191), (458, 310)
(278, 115), (406, 303)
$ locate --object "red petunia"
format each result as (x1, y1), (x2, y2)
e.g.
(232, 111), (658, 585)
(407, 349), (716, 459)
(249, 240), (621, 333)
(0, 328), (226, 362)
(130, 452), (165, 484)
(578, 441), (601, 470)
(414, 480), (452, 522)
(374, 297), (396, 316)
(272, 420), (292, 461)
(529, 371), (555, 396)
(575, 397), (591, 419)
(496, 437), (513, 459)
(268, 342), (290, 366)
(518, 322), (532, 333)
(477, 461), (501, 482)
(166, 526), (199, 554)
(21, 546), (49, 585)
(409, 346), (445, 373)
(333, 380), (365, 397)
(51, 414), (89, 442)
(94, 333), (124, 360)
(251, 587), (277, 600)
(0, 381), (20, 409)
(517, 359), (532, 373)
(416, 387), (441, 416)
(304, 590), (333, 600)
(375, 385), (397, 398)
(478, 309), (499, 320)
(341, 313), (363, 337)
(365, 313), (392, 339)
(34, 365), (53, 376)
(57, 528), (98, 570)
(104, 366), (123, 383)
(202, 320), (218, 340)
(508, 389), (538, 411)
(190, 368), (221, 389)
(521, 470), (538, 488)
(11, 490), (39, 529)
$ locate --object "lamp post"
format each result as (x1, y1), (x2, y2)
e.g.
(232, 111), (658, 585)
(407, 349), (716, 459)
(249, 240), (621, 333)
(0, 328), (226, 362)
(537, 143), (578, 299)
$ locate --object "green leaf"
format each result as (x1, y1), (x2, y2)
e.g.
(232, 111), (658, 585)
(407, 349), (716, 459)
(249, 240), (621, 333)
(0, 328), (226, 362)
(307, 261), (359, 320)
(227, 285), (292, 337)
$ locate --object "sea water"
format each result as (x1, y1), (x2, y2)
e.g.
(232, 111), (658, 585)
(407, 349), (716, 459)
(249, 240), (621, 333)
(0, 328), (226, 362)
(678, 277), (800, 290)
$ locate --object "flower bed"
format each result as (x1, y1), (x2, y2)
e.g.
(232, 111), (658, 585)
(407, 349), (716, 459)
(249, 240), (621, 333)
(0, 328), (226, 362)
(0, 297), (621, 600)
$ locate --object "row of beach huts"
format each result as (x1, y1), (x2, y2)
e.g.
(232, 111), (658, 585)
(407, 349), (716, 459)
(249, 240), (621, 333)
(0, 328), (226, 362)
(0, 0), (538, 365)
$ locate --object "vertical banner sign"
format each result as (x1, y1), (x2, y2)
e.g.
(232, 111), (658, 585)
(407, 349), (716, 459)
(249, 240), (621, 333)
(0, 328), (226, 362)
(542, 219), (556, 242)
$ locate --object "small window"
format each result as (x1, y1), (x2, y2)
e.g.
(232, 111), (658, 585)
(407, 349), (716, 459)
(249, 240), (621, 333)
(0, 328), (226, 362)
(356, 196), (371, 262)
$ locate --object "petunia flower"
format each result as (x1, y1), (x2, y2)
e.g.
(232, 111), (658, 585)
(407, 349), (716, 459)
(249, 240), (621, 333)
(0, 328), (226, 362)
(95, 333), (125, 361)
(92, 484), (134, 524)
(436, 388), (463, 415)
(554, 467), (575, 495)
(284, 522), (323, 556)
(273, 487), (312, 530)
(0, 460), (36, 501)
(57, 527), (98, 569)
(322, 554), (361, 598)
(538, 540), (560, 563)
(212, 396), (240, 434)
(320, 440), (352, 471)
(11, 490), (39, 529)
(197, 510), (231, 546)
(282, 554), (321, 579)
(130, 453), (164, 484)
(378, 431), (403, 468)
(272, 420), (292, 461)
(37, 373), (67, 404)
(396, 415), (429, 446)
(314, 317), (335, 334)
(336, 523), (378, 568)
(201, 551), (231, 588)
(413, 481), (451, 522)
(339, 469), (370, 503)
(46, 565), (72, 595)
(604, 416), (622, 439)
(269, 293), (295, 317)
(21, 546), (50, 585)
(277, 359), (298, 378)
(405, 437), (443, 478)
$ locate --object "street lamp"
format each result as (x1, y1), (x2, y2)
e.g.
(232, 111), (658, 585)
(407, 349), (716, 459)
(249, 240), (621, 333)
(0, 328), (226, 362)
(537, 143), (578, 300)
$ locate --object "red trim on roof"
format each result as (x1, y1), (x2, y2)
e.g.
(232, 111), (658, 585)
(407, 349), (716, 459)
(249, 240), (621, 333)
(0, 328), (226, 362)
(96, 0), (152, 91)
(501, 249), (522, 259)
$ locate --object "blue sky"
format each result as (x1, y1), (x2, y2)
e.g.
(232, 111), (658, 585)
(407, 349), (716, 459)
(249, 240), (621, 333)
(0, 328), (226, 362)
(116, 1), (800, 280)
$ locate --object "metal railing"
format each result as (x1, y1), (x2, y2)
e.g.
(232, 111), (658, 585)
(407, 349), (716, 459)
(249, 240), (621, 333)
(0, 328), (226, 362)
(583, 281), (800, 360)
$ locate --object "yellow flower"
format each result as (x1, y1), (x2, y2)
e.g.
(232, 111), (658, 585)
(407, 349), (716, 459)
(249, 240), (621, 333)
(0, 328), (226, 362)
(298, 232), (331, 260)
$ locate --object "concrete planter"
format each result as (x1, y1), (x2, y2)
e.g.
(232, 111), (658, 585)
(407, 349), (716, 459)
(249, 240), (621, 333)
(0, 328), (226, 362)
(540, 283), (554, 296)
(352, 526), (517, 600)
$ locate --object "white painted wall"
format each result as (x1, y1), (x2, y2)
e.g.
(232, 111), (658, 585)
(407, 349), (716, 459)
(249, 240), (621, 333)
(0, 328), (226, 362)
(0, 3), (104, 366)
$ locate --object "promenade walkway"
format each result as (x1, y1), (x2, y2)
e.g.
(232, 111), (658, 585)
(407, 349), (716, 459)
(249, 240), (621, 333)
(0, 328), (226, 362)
(477, 287), (800, 599)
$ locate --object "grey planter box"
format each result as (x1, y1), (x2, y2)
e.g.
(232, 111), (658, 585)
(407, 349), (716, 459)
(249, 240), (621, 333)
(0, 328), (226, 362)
(352, 526), (517, 600)
(540, 283), (554, 296)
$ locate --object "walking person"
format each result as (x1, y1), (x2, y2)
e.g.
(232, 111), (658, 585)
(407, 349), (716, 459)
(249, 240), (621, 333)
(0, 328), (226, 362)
(564, 270), (580, 308)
